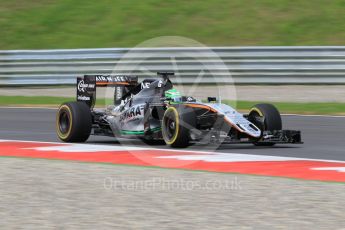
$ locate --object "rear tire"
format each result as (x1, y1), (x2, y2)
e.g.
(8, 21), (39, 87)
(56, 102), (92, 142)
(248, 103), (282, 146)
(162, 106), (196, 148)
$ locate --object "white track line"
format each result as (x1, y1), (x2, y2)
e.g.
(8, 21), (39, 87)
(0, 138), (344, 163)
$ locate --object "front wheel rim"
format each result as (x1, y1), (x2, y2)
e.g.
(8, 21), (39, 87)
(164, 115), (176, 140)
(162, 107), (180, 144)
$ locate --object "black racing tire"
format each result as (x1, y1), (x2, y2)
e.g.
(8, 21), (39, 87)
(248, 103), (282, 146)
(162, 105), (196, 148)
(56, 101), (92, 142)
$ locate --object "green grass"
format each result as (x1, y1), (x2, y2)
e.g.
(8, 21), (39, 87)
(0, 96), (105, 106)
(0, 96), (74, 106)
(1, 95), (345, 115)
(1, 0), (345, 49)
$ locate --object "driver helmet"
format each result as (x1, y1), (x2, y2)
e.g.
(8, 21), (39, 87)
(165, 88), (182, 103)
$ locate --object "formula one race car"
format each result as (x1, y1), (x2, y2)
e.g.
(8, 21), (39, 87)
(56, 72), (302, 147)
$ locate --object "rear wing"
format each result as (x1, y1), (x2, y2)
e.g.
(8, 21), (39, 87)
(77, 75), (138, 108)
(94, 75), (138, 86)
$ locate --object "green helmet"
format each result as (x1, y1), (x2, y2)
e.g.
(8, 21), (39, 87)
(165, 88), (182, 102)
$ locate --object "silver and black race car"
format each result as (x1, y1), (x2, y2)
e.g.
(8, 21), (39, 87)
(56, 72), (302, 148)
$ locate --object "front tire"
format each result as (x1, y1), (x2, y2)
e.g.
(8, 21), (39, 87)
(162, 106), (195, 148)
(248, 103), (282, 146)
(56, 102), (92, 142)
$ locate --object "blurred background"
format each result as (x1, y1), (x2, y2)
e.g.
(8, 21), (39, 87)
(1, 0), (345, 114)
(1, 0), (345, 48)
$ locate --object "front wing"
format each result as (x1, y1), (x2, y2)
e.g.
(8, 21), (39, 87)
(221, 130), (302, 144)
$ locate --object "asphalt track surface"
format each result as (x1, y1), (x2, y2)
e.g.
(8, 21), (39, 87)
(1, 107), (345, 229)
(0, 107), (344, 161)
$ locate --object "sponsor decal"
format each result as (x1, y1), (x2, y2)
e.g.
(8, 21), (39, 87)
(187, 97), (194, 102)
(96, 75), (130, 82)
(141, 82), (151, 89)
(77, 95), (90, 101)
(120, 105), (144, 122)
(157, 80), (163, 88)
(77, 80), (95, 92)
